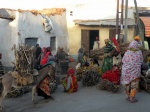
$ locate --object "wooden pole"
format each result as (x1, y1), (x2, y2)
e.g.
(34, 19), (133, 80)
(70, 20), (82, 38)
(134, 0), (145, 47)
(120, 0), (124, 31)
(116, 0), (119, 40)
(124, 0), (128, 42)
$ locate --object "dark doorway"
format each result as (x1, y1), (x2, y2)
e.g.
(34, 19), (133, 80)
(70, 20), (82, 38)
(81, 30), (99, 56)
(89, 30), (99, 50)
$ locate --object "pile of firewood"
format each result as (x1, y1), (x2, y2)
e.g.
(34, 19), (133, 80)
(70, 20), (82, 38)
(140, 69), (150, 93)
(98, 79), (120, 93)
(89, 42), (130, 59)
(89, 42), (150, 62)
(12, 44), (35, 76)
(89, 47), (104, 60)
(4, 44), (36, 98)
(82, 68), (100, 86)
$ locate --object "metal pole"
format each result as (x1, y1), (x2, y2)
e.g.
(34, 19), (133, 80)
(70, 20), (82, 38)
(124, 0), (128, 42)
(116, 0), (119, 40)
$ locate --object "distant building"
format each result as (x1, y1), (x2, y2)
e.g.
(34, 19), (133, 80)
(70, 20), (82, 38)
(0, 8), (69, 67)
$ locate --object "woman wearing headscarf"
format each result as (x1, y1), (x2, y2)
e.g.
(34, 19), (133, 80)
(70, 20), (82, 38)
(101, 39), (115, 74)
(121, 40), (143, 103)
(62, 68), (78, 93)
(40, 47), (52, 66)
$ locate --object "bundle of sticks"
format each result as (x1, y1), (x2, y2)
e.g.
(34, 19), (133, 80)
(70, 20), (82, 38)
(12, 44), (35, 76)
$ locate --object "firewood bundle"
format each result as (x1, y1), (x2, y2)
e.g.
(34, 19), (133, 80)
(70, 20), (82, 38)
(142, 50), (150, 62)
(12, 44), (35, 76)
(140, 74), (150, 92)
(89, 47), (104, 60)
(89, 42), (150, 61)
(119, 42), (130, 56)
(98, 79), (120, 93)
(82, 69), (100, 86)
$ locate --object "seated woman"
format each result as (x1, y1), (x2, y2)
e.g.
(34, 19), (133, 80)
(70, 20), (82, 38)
(62, 68), (78, 93)
(90, 58), (101, 74)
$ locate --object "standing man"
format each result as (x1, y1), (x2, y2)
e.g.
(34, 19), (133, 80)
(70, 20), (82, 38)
(34, 44), (42, 69)
(35, 44), (42, 59)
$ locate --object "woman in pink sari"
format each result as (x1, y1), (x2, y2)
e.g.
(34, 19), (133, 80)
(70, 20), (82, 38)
(121, 40), (143, 103)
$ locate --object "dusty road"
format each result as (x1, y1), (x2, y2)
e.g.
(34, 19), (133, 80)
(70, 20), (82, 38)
(2, 81), (150, 112)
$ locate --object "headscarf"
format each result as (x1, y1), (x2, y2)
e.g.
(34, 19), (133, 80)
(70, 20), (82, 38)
(122, 40), (143, 65)
(128, 40), (138, 49)
(134, 36), (140, 41)
(104, 39), (110, 43)
(42, 47), (46, 53)
(67, 68), (75, 75)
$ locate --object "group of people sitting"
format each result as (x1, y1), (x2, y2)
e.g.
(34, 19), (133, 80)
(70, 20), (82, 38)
(35, 44), (79, 100)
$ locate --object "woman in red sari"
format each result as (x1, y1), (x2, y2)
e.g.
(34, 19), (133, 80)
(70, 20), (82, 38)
(41, 47), (52, 66)
(62, 68), (78, 93)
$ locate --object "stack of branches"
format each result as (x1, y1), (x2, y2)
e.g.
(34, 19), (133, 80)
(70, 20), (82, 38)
(89, 42), (130, 59)
(89, 46), (105, 60)
(140, 70), (150, 93)
(89, 42), (150, 62)
(12, 44), (35, 76)
(142, 50), (150, 63)
(119, 42), (130, 56)
(98, 79), (120, 93)
(82, 68), (100, 86)
(2, 44), (36, 98)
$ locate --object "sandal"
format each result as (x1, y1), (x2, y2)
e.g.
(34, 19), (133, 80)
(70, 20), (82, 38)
(129, 98), (138, 103)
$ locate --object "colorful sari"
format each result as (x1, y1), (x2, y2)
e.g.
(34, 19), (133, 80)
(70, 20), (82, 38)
(121, 40), (143, 102)
(41, 52), (50, 65)
(38, 76), (51, 97)
(62, 68), (78, 93)
(101, 41), (115, 74)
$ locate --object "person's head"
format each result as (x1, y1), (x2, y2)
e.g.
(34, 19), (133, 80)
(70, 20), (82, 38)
(60, 47), (64, 52)
(79, 48), (83, 53)
(36, 44), (39, 47)
(81, 43), (85, 48)
(96, 37), (99, 41)
(129, 40), (138, 49)
(42, 47), (46, 52)
(104, 39), (110, 45)
(134, 36), (140, 42)
(46, 47), (52, 52)
(67, 68), (75, 76)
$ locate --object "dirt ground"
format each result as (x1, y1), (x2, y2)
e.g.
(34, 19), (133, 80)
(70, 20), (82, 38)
(2, 82), (150, 112)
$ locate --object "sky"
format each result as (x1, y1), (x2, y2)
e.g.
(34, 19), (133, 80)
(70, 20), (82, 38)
(0, 0), (149, 10)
